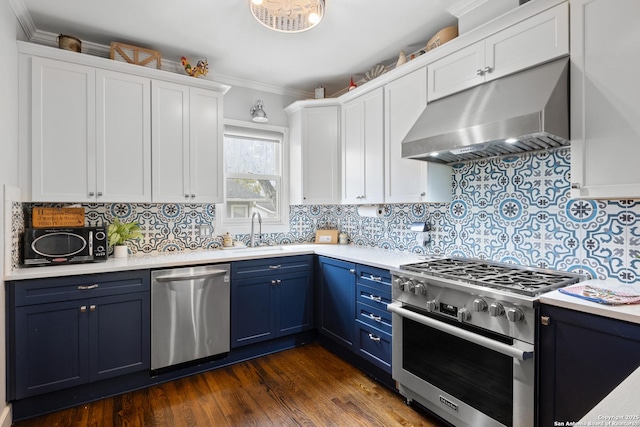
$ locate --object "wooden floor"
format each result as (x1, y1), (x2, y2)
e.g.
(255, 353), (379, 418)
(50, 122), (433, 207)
(13, 343), (447, 427)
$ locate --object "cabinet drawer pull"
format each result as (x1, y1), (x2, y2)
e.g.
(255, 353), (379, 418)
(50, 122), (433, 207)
(269, 265), (281, 269)
(368, 334), (381, 342)
(78, 284), (99, 290)
(90, 305), (96, 312)
(369, 295), (382, 303)
(369, 275), (382, 282)
(367, 313), (382, 322)
(80, 305), (87, 313)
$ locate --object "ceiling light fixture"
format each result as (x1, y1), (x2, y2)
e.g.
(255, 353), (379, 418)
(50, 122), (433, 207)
(250, 100), (268, 123)
(249, 0), (325, 33)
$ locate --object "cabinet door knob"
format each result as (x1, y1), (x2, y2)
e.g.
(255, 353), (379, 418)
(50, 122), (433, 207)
(191, 194), (196, 198)
(420, 192), (426, 196)
(88, 192), (95, 197)
(349, 269), (356, 274)
(476, 68), (484, 76)
(80, 306), (87, 313)
(571, 183), (580, 189)
(271, 280), (277, 285)
(97, 192), (103, 197)
(185, 194), (190, 198)
(540, 316), (550, 326)
(482, 66), (493, 74)
(90, 305), (96, 312)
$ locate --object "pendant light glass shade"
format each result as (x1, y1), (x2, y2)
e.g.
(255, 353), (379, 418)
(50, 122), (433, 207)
(250, 0), (325, 33)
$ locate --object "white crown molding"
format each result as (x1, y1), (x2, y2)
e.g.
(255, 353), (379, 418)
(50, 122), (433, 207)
(8, 0), (36, 39)
(439, 0), (489, 18)
(10, 0), (311, 99)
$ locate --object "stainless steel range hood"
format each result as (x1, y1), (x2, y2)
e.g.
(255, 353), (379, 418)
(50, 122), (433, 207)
(402, 57), (569, 164)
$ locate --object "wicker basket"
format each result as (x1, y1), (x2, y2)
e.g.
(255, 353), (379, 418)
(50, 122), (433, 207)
(425, 26), (458, 52)
(110, 42), (161, 69)
(57, 34), (81, 53)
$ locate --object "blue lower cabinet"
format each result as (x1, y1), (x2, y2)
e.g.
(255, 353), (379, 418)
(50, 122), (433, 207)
(318, 256), (356, 349)
(538, 304), (640, 425)
(231, 256), (313, 348)
(8, 270), (150, 400)
(356, 321), (392, 372)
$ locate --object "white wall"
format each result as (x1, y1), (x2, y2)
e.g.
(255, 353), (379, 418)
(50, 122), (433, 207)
(0, 0), (22, 424)
(223, 84), (300, 127)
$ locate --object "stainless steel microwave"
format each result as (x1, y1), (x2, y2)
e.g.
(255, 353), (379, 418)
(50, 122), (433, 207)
(22, 227), (108, 266)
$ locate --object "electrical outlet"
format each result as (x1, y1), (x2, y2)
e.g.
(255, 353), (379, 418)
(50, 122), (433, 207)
(198, 225), (213, 237)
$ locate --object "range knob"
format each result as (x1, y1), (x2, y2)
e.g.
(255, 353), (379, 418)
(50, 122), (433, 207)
(506, 307), (525, 323)
(407, 280), (416, 293)
(425, 299), (439, 312)
(472, 298), (488, 312)
(457, 308), (471, 322)
(489, 302), (505, 317)
(414, 283), (427, 295)
(394, 278), (406, 291)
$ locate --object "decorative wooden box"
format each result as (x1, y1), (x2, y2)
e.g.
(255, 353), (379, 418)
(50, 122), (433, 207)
(110, 42), (161, 69)
(32, 207), (85, 228)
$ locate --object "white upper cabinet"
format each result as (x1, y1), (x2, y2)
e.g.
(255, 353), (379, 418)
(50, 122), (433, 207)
(384, 67), (452, 204)
(287, 103), (341, 205)
(570, 0), (640, 199)
(31, 57), (151, 203)
(341, 88), (384, 204)
(428, 2), (569, 101)
(21, 42), (228, 204)
(151, 82), (223, 204)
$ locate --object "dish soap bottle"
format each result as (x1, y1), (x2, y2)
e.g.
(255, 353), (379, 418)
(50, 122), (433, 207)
(223, 232), (233, 247)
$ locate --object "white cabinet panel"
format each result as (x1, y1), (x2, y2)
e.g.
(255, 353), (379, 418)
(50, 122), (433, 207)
(31, 57), (96, 202)
(151, 81), (190, 203)
(570, 0), (640, 198)
(96, 70), (151, 203)
(342, 88), (384, 204)
(427, 42), (485, 102)
(288, 104), (341, 205)
(385, 68), (452, 204)
(189, 87), (224, 204)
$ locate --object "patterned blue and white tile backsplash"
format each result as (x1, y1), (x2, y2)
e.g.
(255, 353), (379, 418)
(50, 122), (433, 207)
(14, 148), (640, 283)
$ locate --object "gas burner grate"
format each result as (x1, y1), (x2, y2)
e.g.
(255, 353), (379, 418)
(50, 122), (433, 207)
(400, 257), (584, 296)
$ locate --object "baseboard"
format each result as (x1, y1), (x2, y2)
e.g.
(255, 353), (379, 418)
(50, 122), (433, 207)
(0, 403), (12, 427)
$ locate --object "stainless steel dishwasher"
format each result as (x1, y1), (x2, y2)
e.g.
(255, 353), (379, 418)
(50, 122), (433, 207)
(151, 264), (230, 371)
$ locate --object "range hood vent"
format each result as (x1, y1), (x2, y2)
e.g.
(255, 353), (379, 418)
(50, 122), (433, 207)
(401, 57), (569, 164)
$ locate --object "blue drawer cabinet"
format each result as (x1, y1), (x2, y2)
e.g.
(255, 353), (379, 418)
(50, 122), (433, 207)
(355, 264), (392, 372)
(7, 270), (150, 400)
(231, 255), (313, 348)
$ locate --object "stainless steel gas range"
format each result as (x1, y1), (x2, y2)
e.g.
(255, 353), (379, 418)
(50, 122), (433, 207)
(388, 257), (585, 427)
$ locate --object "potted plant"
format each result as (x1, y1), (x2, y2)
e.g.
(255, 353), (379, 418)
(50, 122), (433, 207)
(107, 218), (143, 258)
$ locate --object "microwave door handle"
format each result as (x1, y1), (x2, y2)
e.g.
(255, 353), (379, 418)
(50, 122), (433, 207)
(387, 301), (533, 361)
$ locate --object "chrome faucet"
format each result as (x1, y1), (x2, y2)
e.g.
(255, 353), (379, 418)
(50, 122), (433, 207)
(250, 212), (262, 247)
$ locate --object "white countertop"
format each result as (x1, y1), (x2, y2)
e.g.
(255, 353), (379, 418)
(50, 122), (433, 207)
(4, 244), (426, 281)
(579, 366), (640, 424)
(540, 278), (640, 325)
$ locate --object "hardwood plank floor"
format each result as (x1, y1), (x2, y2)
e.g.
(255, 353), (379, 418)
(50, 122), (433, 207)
(13, 343), (447, 427)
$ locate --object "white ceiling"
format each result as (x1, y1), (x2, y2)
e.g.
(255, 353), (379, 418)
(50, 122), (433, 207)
(17, 0), (458, 96)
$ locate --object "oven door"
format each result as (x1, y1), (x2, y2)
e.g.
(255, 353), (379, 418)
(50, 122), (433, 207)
(388, 301), (534, 427)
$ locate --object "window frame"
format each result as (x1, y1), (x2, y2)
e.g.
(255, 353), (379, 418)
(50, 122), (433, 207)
(216, 119), (290, 236)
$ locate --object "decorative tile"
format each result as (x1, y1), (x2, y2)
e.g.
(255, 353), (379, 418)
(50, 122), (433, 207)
(7, 148), (639, 288)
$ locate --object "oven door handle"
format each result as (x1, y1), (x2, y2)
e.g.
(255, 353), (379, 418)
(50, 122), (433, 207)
(387, 302), (533, 361)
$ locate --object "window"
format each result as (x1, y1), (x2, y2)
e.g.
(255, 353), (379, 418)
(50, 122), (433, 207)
(216, 120), (289, 234)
